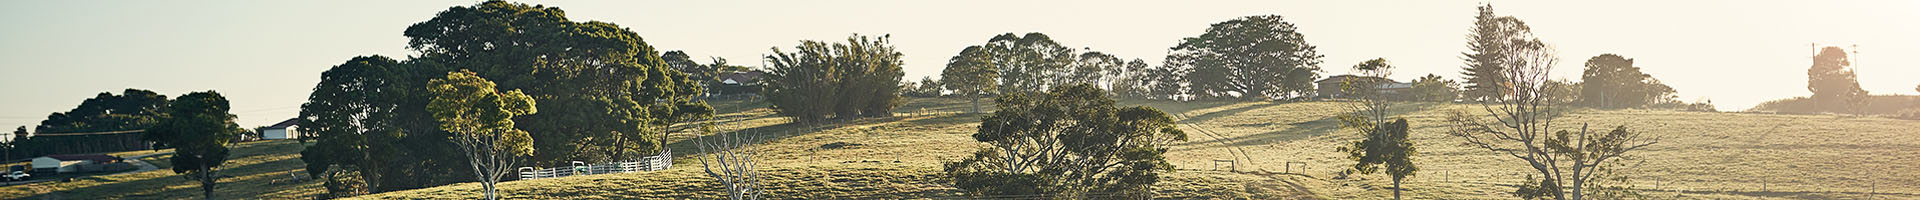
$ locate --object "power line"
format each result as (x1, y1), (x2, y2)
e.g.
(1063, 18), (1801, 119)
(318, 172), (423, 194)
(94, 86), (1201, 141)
(30, 130), (145, 137)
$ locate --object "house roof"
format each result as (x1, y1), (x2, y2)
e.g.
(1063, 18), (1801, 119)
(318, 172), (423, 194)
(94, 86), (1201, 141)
(43, 154), (120, 163)
(718, 71), (763, 84)
(266, 118), (299, 129)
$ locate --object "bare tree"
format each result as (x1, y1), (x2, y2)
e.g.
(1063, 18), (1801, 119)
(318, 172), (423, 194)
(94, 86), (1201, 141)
(1445, 41), (1657, 200)
(695, 122), (764, 200)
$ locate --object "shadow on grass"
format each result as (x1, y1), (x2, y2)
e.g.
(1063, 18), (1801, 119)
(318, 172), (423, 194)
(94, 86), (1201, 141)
(26, 141), (312, 199)
(1189, 102), (1442, 147)
(665, 115), (912, 160)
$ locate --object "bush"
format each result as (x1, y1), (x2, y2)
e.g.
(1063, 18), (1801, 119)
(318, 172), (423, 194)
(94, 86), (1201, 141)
(763, 34), (905, 122)
(942, 84), (1187, 199)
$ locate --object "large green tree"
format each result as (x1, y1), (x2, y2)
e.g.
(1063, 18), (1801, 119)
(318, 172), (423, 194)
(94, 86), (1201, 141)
(1335, 59), (1418, 200)
(942, 46), (999, 113)
(1806, 46), (1866, 113)
(145, 91), (245, 199)
(1410, 74), (1461, 102)
(1578, 54), (1675, 109)
(1169, 15), (1323, 100)
(427, 70), (538, 200)
(763, 34), (905, 122)
(943, 84), (1188, 199)
(403, 1), (710, 165)
(297, 55), (474, 196)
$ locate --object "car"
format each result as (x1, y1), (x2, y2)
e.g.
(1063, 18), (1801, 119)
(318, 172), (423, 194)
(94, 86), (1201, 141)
(4, 171), (28, 181)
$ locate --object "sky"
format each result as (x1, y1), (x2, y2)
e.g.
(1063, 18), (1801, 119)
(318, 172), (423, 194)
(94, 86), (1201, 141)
(2, 0), (1916, 131)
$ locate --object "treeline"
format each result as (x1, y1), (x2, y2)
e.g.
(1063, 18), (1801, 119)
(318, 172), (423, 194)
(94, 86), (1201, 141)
(294, 1), (711, 197)
(0, 89), (233, 162)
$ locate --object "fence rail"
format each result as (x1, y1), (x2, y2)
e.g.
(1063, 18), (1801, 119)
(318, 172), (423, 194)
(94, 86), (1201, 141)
(518, 150), (673, 180)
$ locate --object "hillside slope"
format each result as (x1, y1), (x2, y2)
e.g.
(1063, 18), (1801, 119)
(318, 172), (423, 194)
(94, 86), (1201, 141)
(0, 140), (322, 199)
(360, 98), (1920, 199)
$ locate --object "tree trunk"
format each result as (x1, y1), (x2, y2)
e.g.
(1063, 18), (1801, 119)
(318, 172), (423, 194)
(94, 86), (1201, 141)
(1392, 178), (1402, 200)
(200, 161), (215, 200)
(970, 97), (980, 113)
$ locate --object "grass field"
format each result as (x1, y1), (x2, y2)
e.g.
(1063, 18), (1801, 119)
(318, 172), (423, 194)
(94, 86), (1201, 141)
(355, 97), (1920, 199)
(3, 97), (1911, 199)
(0, 140), (321, 199)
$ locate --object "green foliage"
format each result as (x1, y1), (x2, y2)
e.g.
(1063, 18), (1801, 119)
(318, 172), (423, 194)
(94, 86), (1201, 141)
(404, 0), (710, 165)
(428, 70), (538, 200)
(1109, 59), (1154, 100)
(1579, 54), (1676, 109)
(298, 55), (474, 195)
(763, 34), (905, 122)
(977, 33), (1078, 94)
(35, 89), (169, 133)
(1338, 118), (1416, 199)
(904, 76), (944, 98)
(145, 91), (245, 199)
(1806, 46), (1867, 113)
(1171, 15), (1323, 100)
(942, 46), (1000, 112)
(1410, 74), (1461, 102)
(944, 84), (1188, 199)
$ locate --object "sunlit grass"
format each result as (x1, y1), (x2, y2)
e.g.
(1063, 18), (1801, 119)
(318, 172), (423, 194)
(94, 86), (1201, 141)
(16, 97), (1916, 199)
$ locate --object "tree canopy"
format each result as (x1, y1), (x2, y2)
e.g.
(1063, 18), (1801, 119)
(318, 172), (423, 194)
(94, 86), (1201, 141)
(1578, 54), (1675, 109)
(1170, 15), (1323, 100)
(1806, 46), (1866, 113)
(145, 91), (245, 199)
(298, 1), (713, 196)
(944, 84), (1188, 199)
(762, 34), (906, 122)
(427, 70), (537, 200)
(402, 0), (710, 165)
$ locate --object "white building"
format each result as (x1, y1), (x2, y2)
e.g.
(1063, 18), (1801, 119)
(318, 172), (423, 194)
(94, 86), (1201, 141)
(262, 118), (301, 140)
(33, 154), (120, 173)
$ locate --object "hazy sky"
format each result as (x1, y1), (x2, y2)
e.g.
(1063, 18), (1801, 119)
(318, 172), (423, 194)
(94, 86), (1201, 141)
(2, 0), (1916, 130)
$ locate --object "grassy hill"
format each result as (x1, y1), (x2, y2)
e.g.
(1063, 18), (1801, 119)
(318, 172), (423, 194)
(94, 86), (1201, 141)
(0, 140), (322, 199)
(3, 98), (1909, 199)
(356, 97), (1920, 199)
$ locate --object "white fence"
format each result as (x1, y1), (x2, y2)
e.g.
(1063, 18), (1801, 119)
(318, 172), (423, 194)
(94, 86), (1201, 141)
(518, 150), (673, 180)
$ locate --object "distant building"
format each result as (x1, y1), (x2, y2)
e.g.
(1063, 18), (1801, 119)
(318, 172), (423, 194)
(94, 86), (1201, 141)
(261, 118), (301, 140)
(33, 154), (121, 173)
(1316, 75), (1412, 99)
(711, 71), (764, 98)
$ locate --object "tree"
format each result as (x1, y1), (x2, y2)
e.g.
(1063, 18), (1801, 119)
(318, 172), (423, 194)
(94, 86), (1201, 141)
(1410, 74), (1461, 102)
(980, 33), (1078, 94)
(664, 50), (718, 83)
(296, 55), (474, 196)
(145, 91), (245, 199)
(904, 76), (943, 97)
(404, 1), (710, 165)
(426, 70), (537, 200)
(1579, 54), (1676, 109)
(1806, 46), (1867, 113)
(1170, 15), (1324, 100)
(1444, 40), (1657, 200)
(694, 122), (763, 200)
(1144, 62), (1189, 101)
(1109, 59), (1153, 100)
(1460, 4), (1533, 101)
(943, 84), (1188, 199)
(1068, 50), (1123, 88)
(763, 34), (905, 122)
(1335, 58), (1418, 200)
(942, 46), (999, 113)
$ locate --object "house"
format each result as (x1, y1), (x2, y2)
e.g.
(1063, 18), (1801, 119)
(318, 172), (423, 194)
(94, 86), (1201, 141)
(33, 154), (121, 173)
(717, 71), (763, 86)
(261, 118), (301, 140)
(711, 71), (764, 98)
(1316, 75), (1412, 99)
